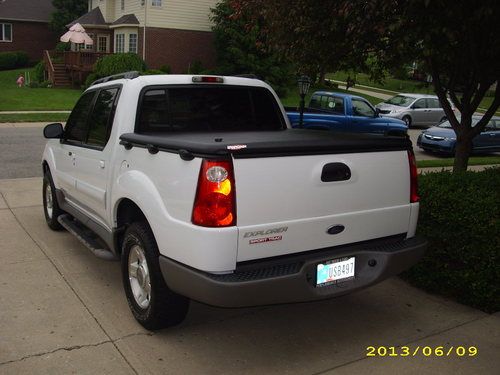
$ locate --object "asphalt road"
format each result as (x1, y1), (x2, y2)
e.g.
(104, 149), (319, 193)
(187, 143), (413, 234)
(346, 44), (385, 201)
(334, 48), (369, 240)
(0, 126), (46, 179)
(0, 124), (437, 179)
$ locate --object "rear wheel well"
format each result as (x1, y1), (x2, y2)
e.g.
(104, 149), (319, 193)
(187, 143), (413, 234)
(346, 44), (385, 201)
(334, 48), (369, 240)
(115, 199), (147, 255)
(42, 161), (49, 174)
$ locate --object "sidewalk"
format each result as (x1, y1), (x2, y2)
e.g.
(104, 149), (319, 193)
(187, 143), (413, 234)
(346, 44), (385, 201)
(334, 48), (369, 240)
(0, 177), (498, 374)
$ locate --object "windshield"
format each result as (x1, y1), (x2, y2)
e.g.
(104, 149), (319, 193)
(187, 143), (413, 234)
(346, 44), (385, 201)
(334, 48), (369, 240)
(438, 119), (480, 128)
(385, 95), (416, 107)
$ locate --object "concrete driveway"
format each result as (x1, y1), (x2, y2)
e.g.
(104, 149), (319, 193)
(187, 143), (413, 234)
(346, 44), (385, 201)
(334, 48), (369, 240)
(0, 177), (498, 374)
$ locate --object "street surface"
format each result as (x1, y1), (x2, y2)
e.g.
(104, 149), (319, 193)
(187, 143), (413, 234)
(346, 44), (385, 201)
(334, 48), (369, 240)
(0, 122), (436, 179)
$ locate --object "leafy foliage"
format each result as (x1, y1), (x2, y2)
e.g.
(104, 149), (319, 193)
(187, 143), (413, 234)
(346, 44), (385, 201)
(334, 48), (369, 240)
(94, 53), (146, 77)
(403, 168), (500, 312)
(0, 51), (29, 70)
(33, 61), (46, 82)
(50, 0), (88, 33)
(210, 0), (293, 96)
(386, 0), (500, 172)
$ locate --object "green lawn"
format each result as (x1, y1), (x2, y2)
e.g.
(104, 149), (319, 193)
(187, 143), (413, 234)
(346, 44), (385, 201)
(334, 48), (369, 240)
(0, 113), (69, 123)
(417, 156), (500, 168)
(0, 68), (81, 111)
(280, 84), (383, 107)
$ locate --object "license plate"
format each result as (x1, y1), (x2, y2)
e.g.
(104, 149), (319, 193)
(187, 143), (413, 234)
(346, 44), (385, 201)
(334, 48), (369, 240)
(316, 257), (355, 287)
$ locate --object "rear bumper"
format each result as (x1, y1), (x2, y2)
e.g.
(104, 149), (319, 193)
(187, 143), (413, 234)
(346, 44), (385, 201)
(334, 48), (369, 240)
(159, 235), (427, 308)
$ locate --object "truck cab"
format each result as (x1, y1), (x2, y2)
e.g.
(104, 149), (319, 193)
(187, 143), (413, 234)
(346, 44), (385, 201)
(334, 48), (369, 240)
(287, 91), (407, 135)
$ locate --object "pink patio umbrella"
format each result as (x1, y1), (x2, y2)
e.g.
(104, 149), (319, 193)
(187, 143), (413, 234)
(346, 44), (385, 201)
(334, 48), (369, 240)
(60, 23), (94, 45)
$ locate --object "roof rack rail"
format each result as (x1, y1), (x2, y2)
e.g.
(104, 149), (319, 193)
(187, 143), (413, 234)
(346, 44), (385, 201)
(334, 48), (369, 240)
(234, 74), (260, 79)
(91, 71), (140, 86)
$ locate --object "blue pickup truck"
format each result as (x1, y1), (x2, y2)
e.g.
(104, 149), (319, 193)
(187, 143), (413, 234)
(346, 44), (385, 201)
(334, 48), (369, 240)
(286, 91), (407, 135)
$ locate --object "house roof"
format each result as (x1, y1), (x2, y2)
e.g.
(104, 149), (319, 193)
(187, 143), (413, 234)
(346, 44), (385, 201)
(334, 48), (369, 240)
(67, 7), (107, 28)
(0, 0), (55, 22)
(112, 14), (140, 26)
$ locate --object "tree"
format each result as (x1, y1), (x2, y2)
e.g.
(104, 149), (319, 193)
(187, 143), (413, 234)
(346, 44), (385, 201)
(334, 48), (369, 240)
(390, 0), (500, 172)
(210, 0), (293, 96)
(241, 0), (500, 172)
(237, 0), (397, 82)
(50, 0), (88, 33)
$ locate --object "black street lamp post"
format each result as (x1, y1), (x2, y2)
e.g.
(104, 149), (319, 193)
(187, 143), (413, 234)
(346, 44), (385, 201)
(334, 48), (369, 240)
(298, 75), (311, 128)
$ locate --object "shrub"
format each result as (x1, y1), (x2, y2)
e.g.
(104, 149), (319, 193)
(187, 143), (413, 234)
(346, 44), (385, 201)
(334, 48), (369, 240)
(402, 168), (500, 312)
(84, 72), (100, 87)
(15, 51), (29, 67)
(142, 69), (163, 75)
(0, 52), (18, 70)
(188, 60), (203, 74)
(0, 51), (29, 70)
(159, 64), (171, 74)
(55, 42), (71, 52)
(29, 81), (40, 88)
(94, 53), (146, 77)
(33, 61), (46, 82)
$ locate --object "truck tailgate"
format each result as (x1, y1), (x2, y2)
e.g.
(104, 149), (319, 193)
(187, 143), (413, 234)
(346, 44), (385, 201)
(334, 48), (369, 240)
(234, 151), (411, 262)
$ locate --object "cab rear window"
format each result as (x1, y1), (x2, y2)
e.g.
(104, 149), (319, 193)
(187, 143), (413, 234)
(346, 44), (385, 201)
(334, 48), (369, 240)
(136, 85), (285, 133)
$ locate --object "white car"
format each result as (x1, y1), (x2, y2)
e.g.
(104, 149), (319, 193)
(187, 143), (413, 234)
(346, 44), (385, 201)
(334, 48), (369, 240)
(42, 73), (426, 330)
(376, 93), (454, 127)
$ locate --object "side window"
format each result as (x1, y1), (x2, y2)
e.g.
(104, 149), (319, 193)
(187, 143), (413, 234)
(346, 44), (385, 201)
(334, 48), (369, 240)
(309, 95), (321, 109)
(327, 96), (344, 114)
(413, 99), (426, 109)
(64, 91), (96, 143)
(87, 88), (119, 148)
(426, 98), (440, 108)
(352, 99), (375, 117)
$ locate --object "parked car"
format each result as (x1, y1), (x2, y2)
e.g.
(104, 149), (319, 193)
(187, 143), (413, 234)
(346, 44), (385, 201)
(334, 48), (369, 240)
(42, 73), (426, 330)
(287, 91), (407, 135)
(376, 93), (454, 127)
(417, 116), (500, 155)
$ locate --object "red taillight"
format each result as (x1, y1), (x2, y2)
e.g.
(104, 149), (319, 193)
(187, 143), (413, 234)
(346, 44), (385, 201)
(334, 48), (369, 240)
(408, 150), (419, 203)
(192, 159), (236, 227)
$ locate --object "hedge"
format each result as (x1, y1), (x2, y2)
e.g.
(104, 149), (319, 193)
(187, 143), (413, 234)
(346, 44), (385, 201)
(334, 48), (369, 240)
(403, 168), (500, 312)
(0, 51), (29, 70)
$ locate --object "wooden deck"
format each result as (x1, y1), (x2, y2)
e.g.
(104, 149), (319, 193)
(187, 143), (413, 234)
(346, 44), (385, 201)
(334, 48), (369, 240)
(44, 50), (110, 87)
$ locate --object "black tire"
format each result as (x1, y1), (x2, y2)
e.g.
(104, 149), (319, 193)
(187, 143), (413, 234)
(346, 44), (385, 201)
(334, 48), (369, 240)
(43, 170), (64, 230)
(402, 115), (412, 127)
(121, 222), (190, 330)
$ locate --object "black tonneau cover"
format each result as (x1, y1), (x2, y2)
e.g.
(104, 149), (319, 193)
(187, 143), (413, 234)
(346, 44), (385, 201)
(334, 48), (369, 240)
(119, 129), (412, 159)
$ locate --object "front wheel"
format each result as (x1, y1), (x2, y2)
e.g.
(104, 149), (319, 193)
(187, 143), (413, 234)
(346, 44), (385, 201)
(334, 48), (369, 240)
(43, 171), (64, 230)
(122, 222), (189, 330)
(402, 115), (412, 127)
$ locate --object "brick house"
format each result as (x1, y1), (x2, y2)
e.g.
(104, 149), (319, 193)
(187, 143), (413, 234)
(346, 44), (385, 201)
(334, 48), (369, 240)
(0, 0), (58, 61)
(70, 0), (219, 72)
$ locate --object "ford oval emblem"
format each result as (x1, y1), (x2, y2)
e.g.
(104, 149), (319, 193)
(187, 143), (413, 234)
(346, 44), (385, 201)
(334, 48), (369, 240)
(327, 225), (345, 235)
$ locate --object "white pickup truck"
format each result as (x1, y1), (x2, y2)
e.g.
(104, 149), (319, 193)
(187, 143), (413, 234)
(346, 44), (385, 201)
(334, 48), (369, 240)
(42, 73), (426, 330)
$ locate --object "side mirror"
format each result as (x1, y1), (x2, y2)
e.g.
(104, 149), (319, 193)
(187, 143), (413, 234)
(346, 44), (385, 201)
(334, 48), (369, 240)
(43, 123), (64, 139)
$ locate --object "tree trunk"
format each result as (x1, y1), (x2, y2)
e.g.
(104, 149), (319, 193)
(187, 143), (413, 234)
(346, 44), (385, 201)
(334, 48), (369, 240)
(453, 136), (473, 172)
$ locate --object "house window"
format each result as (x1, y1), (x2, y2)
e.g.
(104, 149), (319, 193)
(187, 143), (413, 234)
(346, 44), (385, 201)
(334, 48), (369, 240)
(85, 33), (94, 50)
(97, 35), (109, 52)
(121, 0), (125, 11)
(0, 23), (12, 42)
(152, 0), (162, 6)
(115, 34), (125, 53)
(129, 34), (138, 53)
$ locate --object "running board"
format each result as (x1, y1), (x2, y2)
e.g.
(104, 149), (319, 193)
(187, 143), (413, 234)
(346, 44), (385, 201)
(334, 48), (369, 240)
(57, 214), (118, 261)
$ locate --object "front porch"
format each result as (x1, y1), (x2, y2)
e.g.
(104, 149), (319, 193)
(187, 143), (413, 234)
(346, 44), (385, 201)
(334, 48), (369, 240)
(43, 50), (110, 87)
